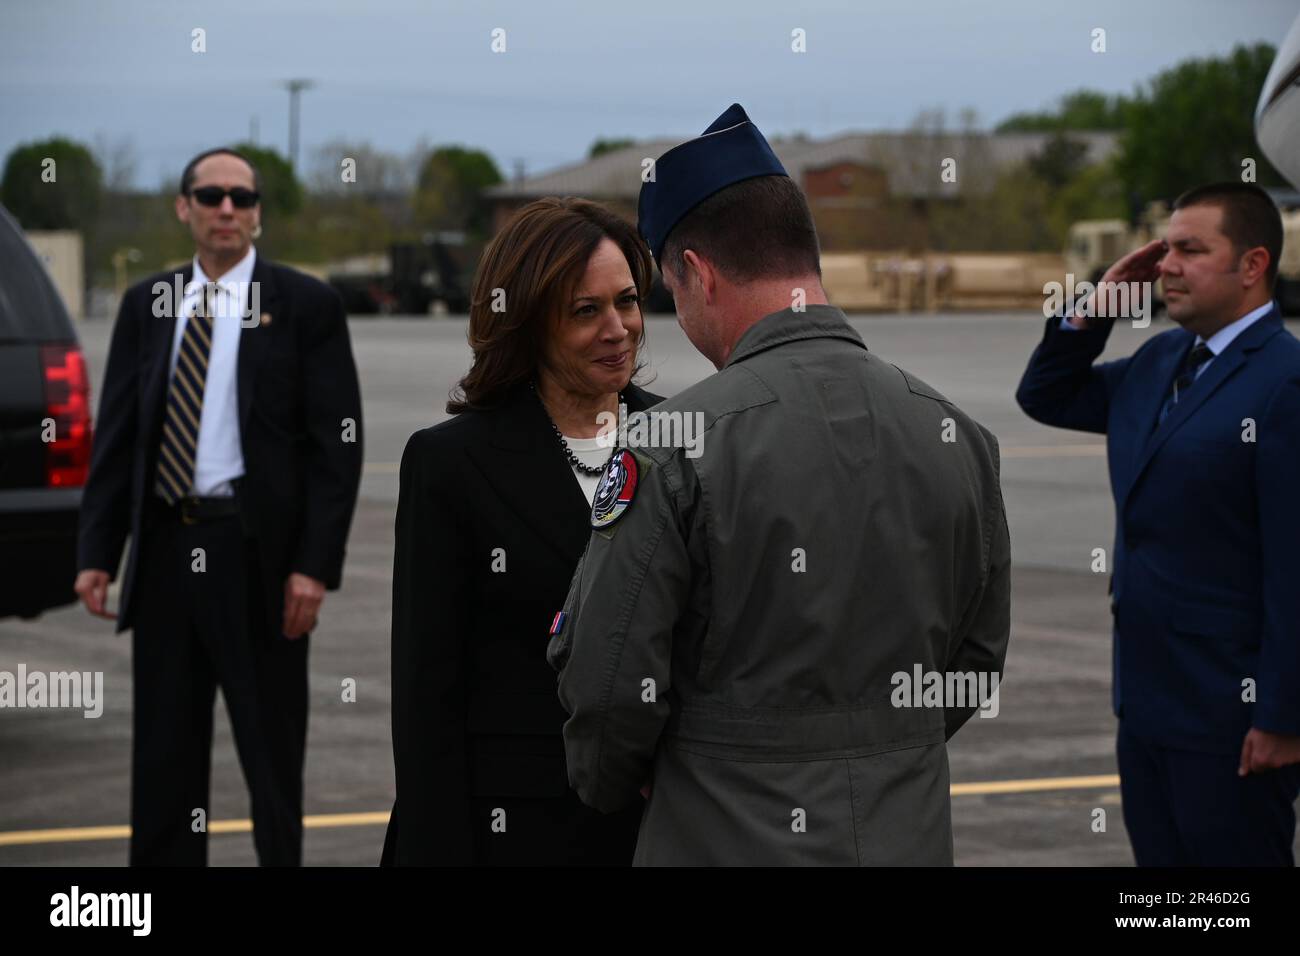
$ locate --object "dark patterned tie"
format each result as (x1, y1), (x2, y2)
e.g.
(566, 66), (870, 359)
(1158, 342), (1214, 425)
(154, 283), (216, 503)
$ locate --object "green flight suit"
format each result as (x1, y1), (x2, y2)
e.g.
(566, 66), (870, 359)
(547, 304), (1011, 865)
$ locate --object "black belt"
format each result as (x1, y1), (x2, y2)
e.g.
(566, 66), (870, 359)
(152, 478), (244, 525)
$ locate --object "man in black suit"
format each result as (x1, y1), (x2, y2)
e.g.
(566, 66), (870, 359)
(73, 148), (364, 865)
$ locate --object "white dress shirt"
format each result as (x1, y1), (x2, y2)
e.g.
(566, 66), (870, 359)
(167, 246), (254, 496)
(1190, 301), (1274, 378)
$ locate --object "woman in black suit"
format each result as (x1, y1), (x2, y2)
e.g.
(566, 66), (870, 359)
(381, 198), (662, 865)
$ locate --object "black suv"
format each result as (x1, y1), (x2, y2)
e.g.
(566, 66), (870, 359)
(0, 204), (91, 618)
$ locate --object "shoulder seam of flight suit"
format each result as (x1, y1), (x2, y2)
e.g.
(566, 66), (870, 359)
(670, 361), (769, 416)
(713, 363), (779, 422)
(891, 363), (952, 404)
(639, 365), (777, 466)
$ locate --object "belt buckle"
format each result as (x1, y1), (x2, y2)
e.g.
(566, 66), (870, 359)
(180, 496), (200, 525)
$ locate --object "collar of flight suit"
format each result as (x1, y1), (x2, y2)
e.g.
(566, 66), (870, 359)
(722, 303), (867, 369)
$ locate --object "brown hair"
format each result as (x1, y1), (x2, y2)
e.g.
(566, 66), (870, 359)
(447, 197), (653, 413)
(1172, 182), (1283, 288)
(180, 147), (262, 196)
(660, 175), (821, 283)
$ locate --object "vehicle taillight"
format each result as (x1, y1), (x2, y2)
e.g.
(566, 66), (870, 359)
(39, 344), (92, 487)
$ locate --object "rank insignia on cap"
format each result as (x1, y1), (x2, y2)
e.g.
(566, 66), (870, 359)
(549, 611), (566, 636)
(591, 449), (639, 530)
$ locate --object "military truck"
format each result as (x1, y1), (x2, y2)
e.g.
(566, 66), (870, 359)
(328, 233), (472, 316)
(1064, 202), (1169, 287)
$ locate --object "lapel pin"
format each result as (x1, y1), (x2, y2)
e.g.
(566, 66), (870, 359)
(260, 312), (272, 326)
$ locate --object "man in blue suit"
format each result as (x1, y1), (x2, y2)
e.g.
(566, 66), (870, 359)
(1017, 182), (1300, 866)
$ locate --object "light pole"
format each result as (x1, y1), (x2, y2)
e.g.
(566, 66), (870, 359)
(281, 79), (315, 170)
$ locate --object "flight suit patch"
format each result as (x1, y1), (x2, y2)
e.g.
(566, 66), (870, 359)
(591, 449), (638, 529)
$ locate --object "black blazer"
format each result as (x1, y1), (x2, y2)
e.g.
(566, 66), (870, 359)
(76, 256), (364, 638)
(382, 379), (663, 865)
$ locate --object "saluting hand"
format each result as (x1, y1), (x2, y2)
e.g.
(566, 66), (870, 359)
(283, 572), (325, 639)
(1069, 239), (1167, 329)
(1238, 727), (1300, 775)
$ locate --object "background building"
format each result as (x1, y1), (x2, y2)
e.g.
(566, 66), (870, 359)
(487, 130), (1119, 251)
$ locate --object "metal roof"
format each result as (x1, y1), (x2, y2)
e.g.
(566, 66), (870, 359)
(487, 130), (1120, 201)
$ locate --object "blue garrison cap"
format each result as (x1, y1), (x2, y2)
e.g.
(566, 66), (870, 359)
(638, 103), (788, 262)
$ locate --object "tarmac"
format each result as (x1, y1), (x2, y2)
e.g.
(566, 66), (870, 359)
(2, 310), (1296, 865)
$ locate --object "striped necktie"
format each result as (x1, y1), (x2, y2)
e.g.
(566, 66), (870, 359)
(154, 283), (216, 504)
(1157, 342), (1213, 425)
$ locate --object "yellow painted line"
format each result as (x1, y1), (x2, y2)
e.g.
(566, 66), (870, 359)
(0, 779), (1121, 849)
(951, 773), (1119, 796)
(0, 811), (392, 848)
(0, 824), (131, 846)
(299, 811), (392, 829)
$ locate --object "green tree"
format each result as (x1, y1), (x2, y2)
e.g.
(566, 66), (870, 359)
(414, 146), (502, 237)
(588, 137), (634, 158)
(1115, 43), (1283, 201)
(1027, 132), (1092, 190)
(227, 142), (302, 215)
(929, 167), (1059, 251)
(1, 137), (103, 229)
(1047, 160), (1129, 239)
(997, 90), (1127, 132)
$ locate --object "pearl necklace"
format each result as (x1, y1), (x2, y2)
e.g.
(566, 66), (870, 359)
(530, 380), (621, 476)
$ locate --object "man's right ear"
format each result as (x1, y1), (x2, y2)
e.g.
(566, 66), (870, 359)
(174, 193), (190, 223)
(680, 249), (702, 286)
(681, 249), (714, 298)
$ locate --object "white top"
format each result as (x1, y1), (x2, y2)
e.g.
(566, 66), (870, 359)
(167, 246), (254, 496)
(563, 430), (617, 505)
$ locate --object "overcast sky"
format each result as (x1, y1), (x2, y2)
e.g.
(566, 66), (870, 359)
(1, 0), (1295, 189)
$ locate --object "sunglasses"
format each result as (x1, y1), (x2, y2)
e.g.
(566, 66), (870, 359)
(188, 186), (260, 209)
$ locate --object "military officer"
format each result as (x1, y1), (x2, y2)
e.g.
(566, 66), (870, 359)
(546, 103), (1011, 866)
